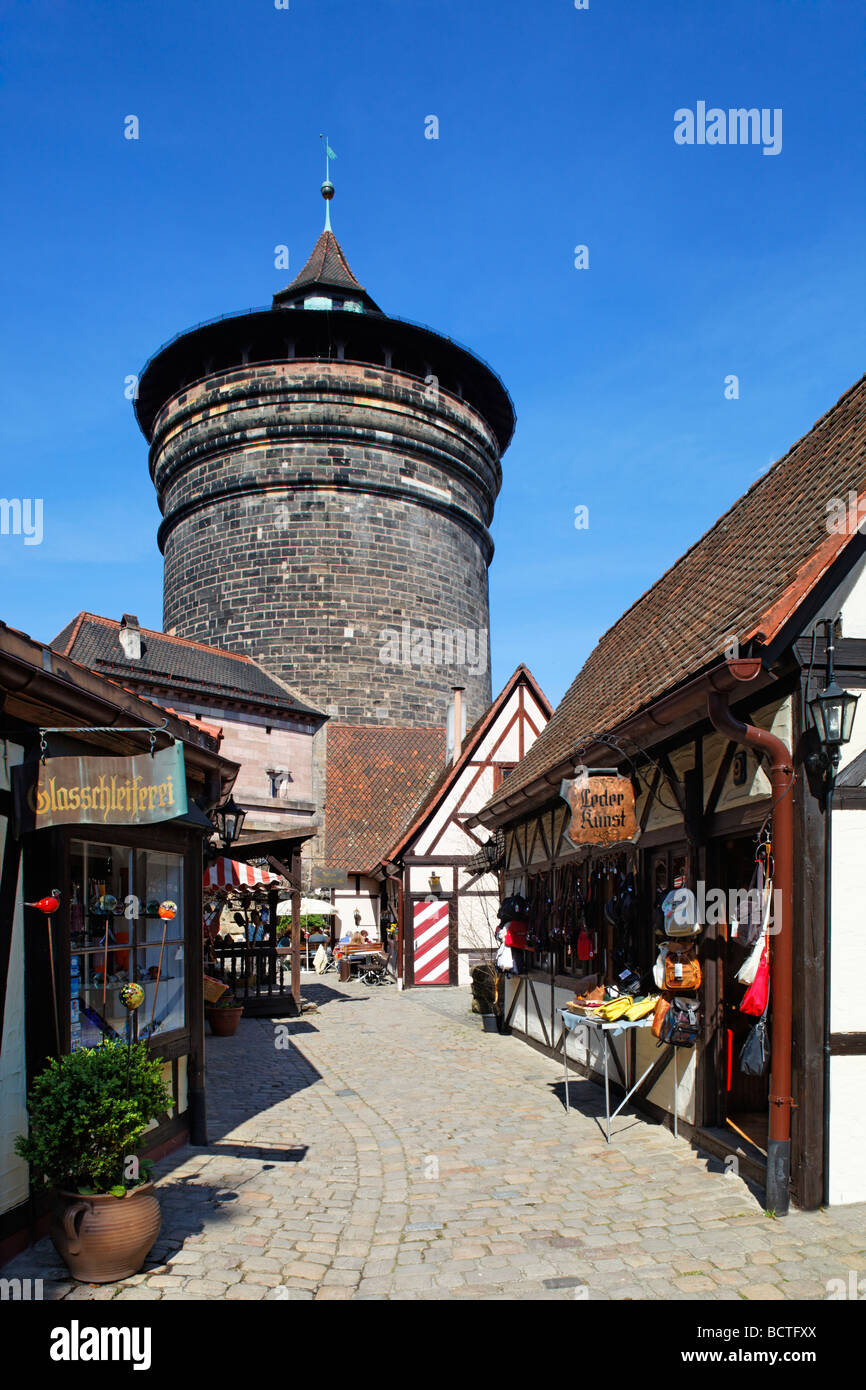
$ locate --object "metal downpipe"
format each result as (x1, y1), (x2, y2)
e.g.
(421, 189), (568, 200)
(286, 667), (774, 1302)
(707, 692), (795, 1216)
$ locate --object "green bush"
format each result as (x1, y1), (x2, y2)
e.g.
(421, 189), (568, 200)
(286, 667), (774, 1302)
(15, 1042), (172, 1195)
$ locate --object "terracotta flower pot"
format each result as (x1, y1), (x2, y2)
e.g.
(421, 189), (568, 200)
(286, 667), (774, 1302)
(206, 1005), (244, 1036)
(51, 1183), (161, 1283)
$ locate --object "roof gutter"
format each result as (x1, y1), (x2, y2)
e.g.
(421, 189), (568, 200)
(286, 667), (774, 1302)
(470, 657), (767, 829)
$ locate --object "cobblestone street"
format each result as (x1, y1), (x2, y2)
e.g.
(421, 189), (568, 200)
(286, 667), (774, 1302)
(9, 981), (866, 1302)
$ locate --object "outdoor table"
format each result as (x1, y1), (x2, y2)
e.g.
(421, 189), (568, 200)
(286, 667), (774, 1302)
(559, 1008), (680, 1144)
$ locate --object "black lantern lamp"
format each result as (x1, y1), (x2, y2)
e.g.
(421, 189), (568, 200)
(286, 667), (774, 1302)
(213, 794), (247, 847)
(807, 620), (859, 770)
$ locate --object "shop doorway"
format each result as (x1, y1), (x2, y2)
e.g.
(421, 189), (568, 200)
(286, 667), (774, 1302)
(717, 834), (770, 1158)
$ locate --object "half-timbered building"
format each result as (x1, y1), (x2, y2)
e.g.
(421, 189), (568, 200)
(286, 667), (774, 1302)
(383, 666), (550, 987)
(473, 374), (866, 1213)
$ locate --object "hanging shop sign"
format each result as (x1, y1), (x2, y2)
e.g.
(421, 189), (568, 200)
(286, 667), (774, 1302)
(14, 740), (188, 832)
(311, 866), (345, 889)
(560, 774), (638, 849)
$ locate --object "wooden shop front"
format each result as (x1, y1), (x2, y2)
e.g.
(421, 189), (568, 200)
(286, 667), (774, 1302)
(0, 621), (236, 1262)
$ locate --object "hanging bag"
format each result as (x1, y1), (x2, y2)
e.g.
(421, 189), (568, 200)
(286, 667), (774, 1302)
(651, 995), (670, 1039)
(739, 1012), (770, 1075)
(495, 941), (514, 973)
(740, 943), (770, 1016)
(736, 929), (765, 986)
(576, 923), (593, 962)
(732, 843), (772, 949)
(659, 996), (702, 1048)
(663, 940), (702, 993)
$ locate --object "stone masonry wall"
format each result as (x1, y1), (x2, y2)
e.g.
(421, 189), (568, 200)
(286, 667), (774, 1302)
(152, 361), (502, 728)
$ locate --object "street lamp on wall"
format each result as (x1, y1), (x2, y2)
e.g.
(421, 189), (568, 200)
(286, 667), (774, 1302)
(807, 619), (859, 772)
(212, 794), (247, 848)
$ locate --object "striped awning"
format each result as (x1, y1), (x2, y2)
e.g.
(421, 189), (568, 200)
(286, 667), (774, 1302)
(203, 857), (285, 889)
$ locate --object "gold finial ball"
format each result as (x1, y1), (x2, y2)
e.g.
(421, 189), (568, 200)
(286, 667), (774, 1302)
(321, 180), (335, 201)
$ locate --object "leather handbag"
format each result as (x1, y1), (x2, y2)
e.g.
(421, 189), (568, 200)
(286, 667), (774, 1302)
(651, 994), (670, 1039)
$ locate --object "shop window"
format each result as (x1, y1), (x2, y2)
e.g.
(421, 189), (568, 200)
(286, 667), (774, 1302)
(69, 840), (185, 1051)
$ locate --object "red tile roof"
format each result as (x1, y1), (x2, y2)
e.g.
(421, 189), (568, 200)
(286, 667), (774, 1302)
(486, 373), (866, 813)
(325, 724), (446, 873)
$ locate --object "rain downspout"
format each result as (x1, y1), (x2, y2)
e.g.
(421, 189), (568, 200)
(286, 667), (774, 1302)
(706, 691), (795, 1216)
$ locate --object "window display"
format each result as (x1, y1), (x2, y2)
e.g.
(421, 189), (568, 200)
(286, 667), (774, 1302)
(68, 840), (186, 1050)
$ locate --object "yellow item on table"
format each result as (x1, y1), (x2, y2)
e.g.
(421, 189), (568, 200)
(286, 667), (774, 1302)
(624, 995), (658, 1021)
(597, 994), (633, 1022)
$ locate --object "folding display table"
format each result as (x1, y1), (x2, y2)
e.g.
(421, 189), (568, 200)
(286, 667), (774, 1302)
(559, 1008), (680, 1143)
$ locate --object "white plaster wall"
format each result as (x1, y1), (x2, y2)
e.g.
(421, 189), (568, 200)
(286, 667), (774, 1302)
(458, 884), (498, 953)
(408, 865), (454, 895)
(333, 876), (380, 938)
(827, 1056), (866, 1205)
(839, 553), (866, 639)
(0, 742), (29, 1217)
(829, 809), (866, 1034)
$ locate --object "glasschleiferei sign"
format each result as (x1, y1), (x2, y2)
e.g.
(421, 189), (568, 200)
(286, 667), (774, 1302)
(14, 740), (188, 831)
(560, 773), (638, 850)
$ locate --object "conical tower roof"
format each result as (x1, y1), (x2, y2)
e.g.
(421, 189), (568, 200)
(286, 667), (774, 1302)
(273, 230), (381, 312)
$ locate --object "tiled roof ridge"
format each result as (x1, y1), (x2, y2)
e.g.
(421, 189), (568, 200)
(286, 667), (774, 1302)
(590, 373), (866, 650)
(63, 612), (259, 665)
(481, 371), (866, 814)
(88, 657), (298, 706)
(328, 721), (446, 735)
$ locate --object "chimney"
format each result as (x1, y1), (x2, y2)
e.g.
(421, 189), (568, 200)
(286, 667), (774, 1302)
(449, 686), (465, 764)
(118, 614), (142, 661)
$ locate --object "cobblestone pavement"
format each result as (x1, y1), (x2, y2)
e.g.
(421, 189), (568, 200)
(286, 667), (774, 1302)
(8, 980), (865, 1301)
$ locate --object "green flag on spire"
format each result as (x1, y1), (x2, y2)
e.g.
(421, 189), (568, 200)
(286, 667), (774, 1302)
(326, 142), (337, 161)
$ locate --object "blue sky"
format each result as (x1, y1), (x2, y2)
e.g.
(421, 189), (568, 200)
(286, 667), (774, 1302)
(1, 0), (863, 707)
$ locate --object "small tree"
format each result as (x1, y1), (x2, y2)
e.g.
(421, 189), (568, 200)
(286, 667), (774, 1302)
(16, 1042), (172, 1195)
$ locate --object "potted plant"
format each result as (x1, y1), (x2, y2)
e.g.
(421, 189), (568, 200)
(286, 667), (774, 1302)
(15, 1040), (171, 1283)
(205, 990), (244, 1036)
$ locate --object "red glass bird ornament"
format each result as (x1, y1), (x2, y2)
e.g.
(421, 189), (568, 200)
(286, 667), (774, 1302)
(25, 891), (61, 915)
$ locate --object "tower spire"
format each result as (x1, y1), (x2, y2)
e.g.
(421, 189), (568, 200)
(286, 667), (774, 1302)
(319, 133), (336, 231)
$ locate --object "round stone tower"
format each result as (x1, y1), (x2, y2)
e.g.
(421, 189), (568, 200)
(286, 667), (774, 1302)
(136, 197), (514, 728)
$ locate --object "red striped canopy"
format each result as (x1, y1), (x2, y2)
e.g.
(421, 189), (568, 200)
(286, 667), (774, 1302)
(203, 857), (284, 889)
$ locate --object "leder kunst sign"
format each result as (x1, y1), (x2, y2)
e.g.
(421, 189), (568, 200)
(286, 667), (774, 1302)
(560, 774), (639, 850)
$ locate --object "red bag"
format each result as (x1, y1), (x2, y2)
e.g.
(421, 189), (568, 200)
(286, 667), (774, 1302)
(576, 925), (593, 961)
(740, 944), (769, 1016)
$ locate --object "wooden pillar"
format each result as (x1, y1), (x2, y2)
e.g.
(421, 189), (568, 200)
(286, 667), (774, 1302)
(291, 850), (301, 1008)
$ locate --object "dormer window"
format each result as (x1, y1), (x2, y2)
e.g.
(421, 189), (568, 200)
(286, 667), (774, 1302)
(304, 295), (332, 311)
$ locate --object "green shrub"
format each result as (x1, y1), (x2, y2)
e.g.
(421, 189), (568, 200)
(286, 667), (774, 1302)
(15, 1042), (172, 1195)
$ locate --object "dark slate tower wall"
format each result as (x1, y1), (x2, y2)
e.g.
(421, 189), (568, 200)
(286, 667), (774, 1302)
(151, 359), (501, 726)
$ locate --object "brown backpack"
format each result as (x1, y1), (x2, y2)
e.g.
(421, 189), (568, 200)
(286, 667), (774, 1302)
(663, 940), (702, 992)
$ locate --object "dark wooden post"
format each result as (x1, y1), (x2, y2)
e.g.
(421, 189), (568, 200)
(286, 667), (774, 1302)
(291, 850), (301, 1009)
